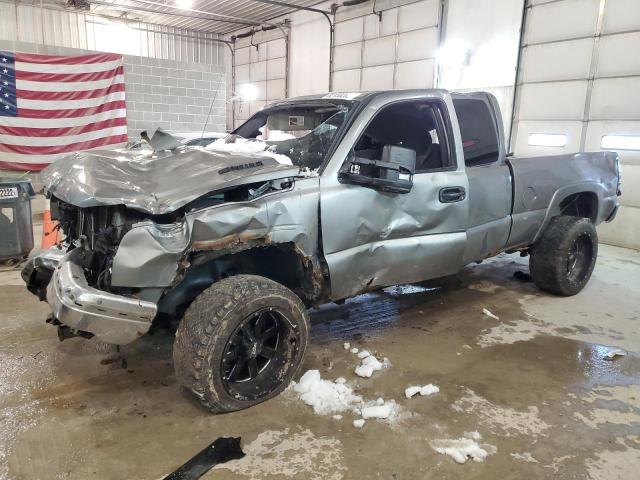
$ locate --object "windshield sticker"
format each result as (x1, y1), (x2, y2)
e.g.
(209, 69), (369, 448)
(288, 116), (305, 127)
(322, 92), (361, 100)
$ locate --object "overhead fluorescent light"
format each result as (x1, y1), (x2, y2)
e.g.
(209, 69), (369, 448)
(436, 41), (471, 70)
(176, 0), (193, 9)
(601, 135), (640, 151)
(238, 83), (259, 102)
(528, 133), (567, 147)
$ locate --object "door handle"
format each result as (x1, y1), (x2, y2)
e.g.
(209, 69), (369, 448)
(439, 186), (466, 203)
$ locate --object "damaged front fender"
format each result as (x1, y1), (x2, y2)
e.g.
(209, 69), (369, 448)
(111, 219), (190, 289)
(110, 176), (323, 307)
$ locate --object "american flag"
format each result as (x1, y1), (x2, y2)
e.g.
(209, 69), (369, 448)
(0, 51), (128, 171)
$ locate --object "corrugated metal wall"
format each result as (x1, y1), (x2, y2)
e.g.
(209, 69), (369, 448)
(0, 1), (223, 64)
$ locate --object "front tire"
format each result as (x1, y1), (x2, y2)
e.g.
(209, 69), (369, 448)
(529, 216), (598, 296)
(173, 275), (309, 413)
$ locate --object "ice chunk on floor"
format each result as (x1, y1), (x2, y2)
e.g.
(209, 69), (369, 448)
(353, 419), (365, 428)
(354, 355), (387, 378)
(431, 432), (496, 464)
(350, 347), (359, 354)
(420, 384), (439, 396)
(332, 414), (343, 421)
(357, 350), (371, 359)
(405, 384), (439, 398)
(343, 342), (350, 350)
(405, 386), (422, 399)
(604, 348), (627, 360)
(361, 403), (393, 419)
(482, 308), (500, 320)
(355, 364), (374, 378)
(292, 370), (362, 415)
(335, 377), (346, 384)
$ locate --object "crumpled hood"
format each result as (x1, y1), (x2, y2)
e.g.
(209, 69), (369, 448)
(42, 147), (300, 215)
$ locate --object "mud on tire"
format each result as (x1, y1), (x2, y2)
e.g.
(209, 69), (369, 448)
(173, 274), (309, 413)
(529, 215), (598, 296)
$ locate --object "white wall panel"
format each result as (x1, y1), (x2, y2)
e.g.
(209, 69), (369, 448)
(267, 78), (286, 100)
(288, 3), (331, 97)
(331, 0), (441, 91)
(525, 0), (599, 44)
(609, 164), (640, 208)
(334, 43), (362, 71)
(602, 0), (640, 34)
(514, 120), (583, 156)
(518, 81), (588, 120)
(363, 36), (396, 67)
(267, 57), (287, 79)
(235, 46), (251, 65)
(521, 38), (593, 82)
(250, 44), (268, 63)
(397, 0), (439, 32)
(253, 81), (267, 101)
(590, 77), (640, 120)
(397, 28), (438, 62)
(361, 64), (395, 90)
(250, 61), (267, 82)
(364, 8), (398, 39)
(597, 33), (640, 77)
(512, 0), (640, 248)
(267, 38), (286, 59)
(585, 120), (640, 165)
(395, 59), (435, 89)
(235, 64), (250, 83)
(232, 27), (289, 127)
(334, 17), (365, 46)
(250, 100), (266, 116)
(598, 205), (640, 250)
(333, 69), (361, 91)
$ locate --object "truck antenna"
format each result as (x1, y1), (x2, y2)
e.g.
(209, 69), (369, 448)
(201, 74), (224, 139)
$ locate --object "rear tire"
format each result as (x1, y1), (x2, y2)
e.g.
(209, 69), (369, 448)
(173, 274), (309, 413)
(529, 215), (598, 296)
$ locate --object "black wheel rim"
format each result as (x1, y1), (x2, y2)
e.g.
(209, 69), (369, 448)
(566, 233), (593, 284)
(221, 308), (293, 399)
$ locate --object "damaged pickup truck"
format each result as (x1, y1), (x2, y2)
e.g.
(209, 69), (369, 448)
(22, 90), (621, 413)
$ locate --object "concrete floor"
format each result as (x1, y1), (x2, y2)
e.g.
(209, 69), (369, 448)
(1, 244), (639, 479)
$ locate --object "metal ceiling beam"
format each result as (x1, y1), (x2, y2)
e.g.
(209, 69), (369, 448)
(247, 0), (332, 23)
(90, 0), (263, 27)
(122, 0), (267, 25)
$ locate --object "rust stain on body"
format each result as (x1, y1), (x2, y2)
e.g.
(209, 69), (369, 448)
(191, 232), (271, 252)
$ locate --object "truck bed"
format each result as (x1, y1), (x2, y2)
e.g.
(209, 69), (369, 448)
(506, 151), (620, 249)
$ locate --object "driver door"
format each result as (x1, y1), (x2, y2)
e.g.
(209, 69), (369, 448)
(320, 96), (469, 301)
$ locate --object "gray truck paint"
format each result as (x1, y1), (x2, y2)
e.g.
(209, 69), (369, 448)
(30, 89), (620, 344)
(42, 148), (300, 215)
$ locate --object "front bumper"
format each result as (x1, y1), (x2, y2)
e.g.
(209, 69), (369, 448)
(26, 248), (157, 345)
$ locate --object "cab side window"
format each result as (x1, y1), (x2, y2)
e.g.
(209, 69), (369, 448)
(452, 98), (500, 167)
(353, 101), (453, 173)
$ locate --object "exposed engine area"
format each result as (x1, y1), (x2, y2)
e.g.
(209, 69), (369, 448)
(51, 198), (147, 292)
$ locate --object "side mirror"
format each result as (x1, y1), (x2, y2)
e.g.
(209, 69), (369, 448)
(339, 145), (416, 194)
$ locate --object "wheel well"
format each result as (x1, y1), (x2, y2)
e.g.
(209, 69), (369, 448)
(157, 243), (328, 318)
(559, 192), (598, 222)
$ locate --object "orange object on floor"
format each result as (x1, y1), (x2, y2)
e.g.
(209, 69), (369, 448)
(41, 199), (60, 249)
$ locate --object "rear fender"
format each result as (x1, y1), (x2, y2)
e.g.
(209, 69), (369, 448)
(532, 183), (610, 244)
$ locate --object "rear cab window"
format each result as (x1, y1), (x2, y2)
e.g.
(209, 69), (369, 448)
(452, 97), (500, 167)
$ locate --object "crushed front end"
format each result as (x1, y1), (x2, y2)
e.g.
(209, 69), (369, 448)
(22, 198), (158, 344)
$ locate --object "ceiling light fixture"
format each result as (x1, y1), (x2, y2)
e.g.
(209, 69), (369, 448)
(176, 0), (193, 10)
